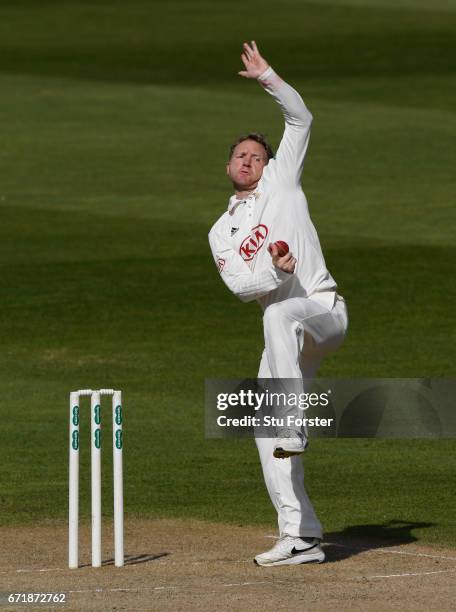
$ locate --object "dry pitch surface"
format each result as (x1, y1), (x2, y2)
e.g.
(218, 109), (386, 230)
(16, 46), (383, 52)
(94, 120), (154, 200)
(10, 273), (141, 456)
(1, 519), (455, 611)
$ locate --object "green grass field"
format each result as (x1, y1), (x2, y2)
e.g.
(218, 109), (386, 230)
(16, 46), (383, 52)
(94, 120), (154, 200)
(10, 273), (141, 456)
(0, 1), (455, 547)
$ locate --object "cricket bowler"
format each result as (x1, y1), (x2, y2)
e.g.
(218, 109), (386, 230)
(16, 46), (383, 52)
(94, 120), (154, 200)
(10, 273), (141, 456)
(208, 41), (348, 566)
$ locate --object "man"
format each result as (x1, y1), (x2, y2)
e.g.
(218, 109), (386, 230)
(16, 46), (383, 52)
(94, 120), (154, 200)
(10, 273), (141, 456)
(208, 41), (348, 567)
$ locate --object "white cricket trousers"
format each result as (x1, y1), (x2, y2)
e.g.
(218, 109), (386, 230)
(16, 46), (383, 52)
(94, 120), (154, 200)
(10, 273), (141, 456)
(255, 294), (348, 539)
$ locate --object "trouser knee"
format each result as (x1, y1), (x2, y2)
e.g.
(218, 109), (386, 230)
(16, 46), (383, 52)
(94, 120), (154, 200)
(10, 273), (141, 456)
(263, 302), (292, 337)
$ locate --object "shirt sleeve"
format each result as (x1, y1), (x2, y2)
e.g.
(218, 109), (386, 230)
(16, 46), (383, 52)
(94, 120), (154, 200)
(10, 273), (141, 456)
(257, 66), (312, 185)
(208, 226), (292, 303)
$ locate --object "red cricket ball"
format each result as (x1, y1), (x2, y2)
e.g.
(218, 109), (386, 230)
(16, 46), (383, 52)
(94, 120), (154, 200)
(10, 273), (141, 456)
(274, 240), (289, 257)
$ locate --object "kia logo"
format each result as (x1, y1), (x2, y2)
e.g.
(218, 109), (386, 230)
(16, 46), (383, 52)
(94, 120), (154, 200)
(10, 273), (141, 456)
(239, 224), (269, 261)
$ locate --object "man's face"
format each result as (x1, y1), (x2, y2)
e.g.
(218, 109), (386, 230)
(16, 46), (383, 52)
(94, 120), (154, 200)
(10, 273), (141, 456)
(226, 140), (268, 191)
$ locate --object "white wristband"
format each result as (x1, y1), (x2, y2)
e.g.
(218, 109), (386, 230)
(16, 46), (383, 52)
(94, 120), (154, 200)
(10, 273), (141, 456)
(257, 66), (275, 81)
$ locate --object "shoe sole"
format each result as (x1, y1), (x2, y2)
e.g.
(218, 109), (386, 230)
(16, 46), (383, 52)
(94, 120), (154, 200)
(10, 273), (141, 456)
(254, 550), (325, 567)
(273, 448), (304, 459)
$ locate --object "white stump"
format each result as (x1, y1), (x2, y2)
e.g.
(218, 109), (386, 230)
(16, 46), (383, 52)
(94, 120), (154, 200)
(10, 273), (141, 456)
(91, 391), (102, 567)
(68, 392), (80, 569)
(112, 390), (124, 567)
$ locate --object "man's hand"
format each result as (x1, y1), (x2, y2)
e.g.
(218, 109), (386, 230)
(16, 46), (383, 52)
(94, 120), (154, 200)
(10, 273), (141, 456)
(268, 243), (296, 274)
(238, 41), (269, 79)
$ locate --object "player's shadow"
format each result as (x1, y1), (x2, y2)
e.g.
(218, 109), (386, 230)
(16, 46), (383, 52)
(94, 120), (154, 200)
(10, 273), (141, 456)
(323, 519), (435, 562)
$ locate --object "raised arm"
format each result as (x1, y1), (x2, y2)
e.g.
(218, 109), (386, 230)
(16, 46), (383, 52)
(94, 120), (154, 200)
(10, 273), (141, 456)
(208, 226), (295, 303)
(239, 41), (313, 185)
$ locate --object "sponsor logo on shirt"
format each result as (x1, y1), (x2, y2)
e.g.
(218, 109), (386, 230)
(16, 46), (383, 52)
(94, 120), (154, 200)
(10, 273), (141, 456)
(239, 224), (269, 262)
(231, 227), (239, 236)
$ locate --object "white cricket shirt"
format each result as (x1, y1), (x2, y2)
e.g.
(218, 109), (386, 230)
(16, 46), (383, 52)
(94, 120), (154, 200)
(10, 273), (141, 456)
(208, 66), (337, 311)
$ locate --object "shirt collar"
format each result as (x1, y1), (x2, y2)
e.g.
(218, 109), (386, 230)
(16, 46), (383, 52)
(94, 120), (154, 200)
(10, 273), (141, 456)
(227, 190), (260, 215)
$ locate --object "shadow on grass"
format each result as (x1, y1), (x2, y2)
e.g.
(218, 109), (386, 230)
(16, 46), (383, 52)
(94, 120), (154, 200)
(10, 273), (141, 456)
(324, 519), (435, 562)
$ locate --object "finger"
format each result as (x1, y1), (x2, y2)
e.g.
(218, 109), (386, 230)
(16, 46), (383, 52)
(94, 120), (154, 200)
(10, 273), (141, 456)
(285, 258), (296, 271)
(243, 41), (253, 57)
(242, 53), (252, 67)
(238, 71), (249, 78)
(252, 40), (259, 53)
